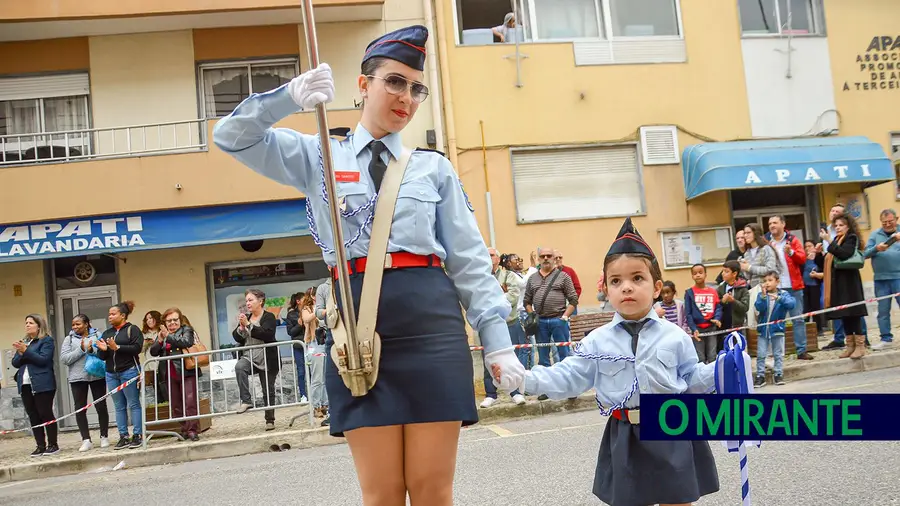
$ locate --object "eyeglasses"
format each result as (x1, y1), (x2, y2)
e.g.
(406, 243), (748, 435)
(165, 318), (180, 324)
(539, 254), (554, 259)
(366, 74), (429, 103)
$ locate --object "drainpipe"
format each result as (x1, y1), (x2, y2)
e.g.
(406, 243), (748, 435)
(432, 0), (459, 170)
(422, 0), (445, 153)
(480, 120), (496, 248)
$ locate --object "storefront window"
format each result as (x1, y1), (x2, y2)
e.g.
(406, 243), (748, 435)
(210, 258), (329, 354)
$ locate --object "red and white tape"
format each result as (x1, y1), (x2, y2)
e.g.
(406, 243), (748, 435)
(0, 374), (140, 436)
(469, 290), (900, 351)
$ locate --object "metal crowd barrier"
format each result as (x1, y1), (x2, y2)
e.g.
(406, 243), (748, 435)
(140, 340), (316, 448)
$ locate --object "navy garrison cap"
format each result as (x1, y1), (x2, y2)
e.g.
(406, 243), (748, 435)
(363, 25), (428, 71)
(606, 217), (656, 260)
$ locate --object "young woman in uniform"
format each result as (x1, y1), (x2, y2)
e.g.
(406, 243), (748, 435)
(213, 25), (525, 506)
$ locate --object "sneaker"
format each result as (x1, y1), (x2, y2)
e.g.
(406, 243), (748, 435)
(236, 403), (252, 414)
(538, 394), (549, 401)
(100, 437), (110, 449)
(265, 422), (275, 432)
(512, 394), (526, 406)
(774, 375), (785, 385)
(797, 352), (814, 360)
(78, 440), (93, 452)
(300, 395), (308, 404)
(187, 432), (200, 442)
(43, 444), (60, 456)
(129, 435), (143, 449)
(29, 447), (45, 458)
(753, 376), (766, 388)
(114, 436), (131, 451)
(872, 340), (892, 351)
(321, 416), (330, 427)
(822, 341), (844, 350)
(479, 397), (497, 408)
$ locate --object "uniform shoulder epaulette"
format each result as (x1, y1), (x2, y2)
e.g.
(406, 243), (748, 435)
(329, 127), (351, 138)
(415, 147), (446, 157)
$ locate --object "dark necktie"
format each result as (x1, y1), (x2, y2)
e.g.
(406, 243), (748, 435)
(368, 141), (388, 192)
(620, 320), (650, 355)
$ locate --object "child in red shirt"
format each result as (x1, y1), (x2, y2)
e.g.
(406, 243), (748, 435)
(684, 264), (722, 363)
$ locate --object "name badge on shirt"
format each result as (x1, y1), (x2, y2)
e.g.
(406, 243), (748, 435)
(335, 171), (360, 183)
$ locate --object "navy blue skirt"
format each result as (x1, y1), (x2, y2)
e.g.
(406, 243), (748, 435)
(593, 417), (719, 505)
(325, 266), (478, 437)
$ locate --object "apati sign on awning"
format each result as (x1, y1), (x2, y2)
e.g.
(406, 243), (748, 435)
(0, 200), (310, 262)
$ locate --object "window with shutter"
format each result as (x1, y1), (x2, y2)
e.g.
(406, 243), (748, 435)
(510, 144), (645, 223)
(640, 125), (679, 165)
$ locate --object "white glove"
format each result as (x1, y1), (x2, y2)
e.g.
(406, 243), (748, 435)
(287, 63), (335, 111)
(484, 347), (526, 393)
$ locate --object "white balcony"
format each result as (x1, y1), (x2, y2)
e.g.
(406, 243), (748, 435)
(0, 119), (207, 166)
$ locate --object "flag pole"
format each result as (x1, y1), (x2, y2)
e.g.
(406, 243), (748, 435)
(299, 0), (367, 396)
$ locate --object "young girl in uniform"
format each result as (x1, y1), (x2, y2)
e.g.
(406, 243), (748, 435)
(214, 24), (523, 506)
(500, 217), (720, 506)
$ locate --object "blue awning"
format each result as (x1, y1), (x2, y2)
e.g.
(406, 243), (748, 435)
(0, 199), (310, 263)
(682, 136), (895, 200)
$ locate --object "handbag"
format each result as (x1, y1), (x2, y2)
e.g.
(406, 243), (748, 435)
(184, 331), (209, 370)
(524, 269), (562, 336)
(84, 351), (107, 378)
(834, 248), (864, 270)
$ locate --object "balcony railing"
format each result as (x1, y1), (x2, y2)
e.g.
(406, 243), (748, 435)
(0, 119), (208, 166)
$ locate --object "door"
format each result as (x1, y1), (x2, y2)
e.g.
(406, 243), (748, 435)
(56, 287), (117, 428)
(733, 209), (810, 244)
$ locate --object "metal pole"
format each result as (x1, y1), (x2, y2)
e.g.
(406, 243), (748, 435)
(299, 0), (366, 396)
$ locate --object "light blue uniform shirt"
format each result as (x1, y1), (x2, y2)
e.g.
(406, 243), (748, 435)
(212, 84), (513, 353)
(523, 309), (716, 412)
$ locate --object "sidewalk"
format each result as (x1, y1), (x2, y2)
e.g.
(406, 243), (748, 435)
(1, 313), (898, 483)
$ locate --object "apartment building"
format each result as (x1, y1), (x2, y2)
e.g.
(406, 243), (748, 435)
(442, 0), (899, 303)
(0, 0), (445, 421)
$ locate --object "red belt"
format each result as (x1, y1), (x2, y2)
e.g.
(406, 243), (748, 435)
(331, 253), (442, 279)
(610, 408), (640, 425)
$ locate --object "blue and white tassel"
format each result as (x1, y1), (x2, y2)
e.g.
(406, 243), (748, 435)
(714, 331), (760, 506)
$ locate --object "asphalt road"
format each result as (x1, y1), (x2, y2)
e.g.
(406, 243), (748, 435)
(2, 367), (899, 506)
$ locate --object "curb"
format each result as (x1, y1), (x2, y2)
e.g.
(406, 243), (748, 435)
(774, 349), (900, 383)
(0, 395), (596, 484)
(1, 426), (336, 484)
(4, 352), (897, 484)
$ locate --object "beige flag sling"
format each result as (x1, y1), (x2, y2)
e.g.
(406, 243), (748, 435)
(327, 148), (413, 394)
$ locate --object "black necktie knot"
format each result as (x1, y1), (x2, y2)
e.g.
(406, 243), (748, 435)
(620, 319), (649, 355)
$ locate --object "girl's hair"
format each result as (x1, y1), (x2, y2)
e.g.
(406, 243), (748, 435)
(834, 212), (865, 251)
(300, 293), (315, 309)
(161, 307), (189, 327)
(661, 280), (676, 292)
(361, 56), (388, 76)
(73, 313), (91, 327)
(743, 223), (765, 247)
(142, 310), (162, 333)
(112, 300), (135, 318)
(602, 254), (663, 284)
(499, 253), (517, 270)
(245, 288), (266, 304)
(289, 292), (303, 310)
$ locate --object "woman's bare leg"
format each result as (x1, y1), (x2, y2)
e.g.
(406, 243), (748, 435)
(403, 421), (462, 506)
(345, 425), (406, 506)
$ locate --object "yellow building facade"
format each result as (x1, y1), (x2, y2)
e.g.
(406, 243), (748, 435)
(440, 0), (899, 305)
(0, 0), (447, 421)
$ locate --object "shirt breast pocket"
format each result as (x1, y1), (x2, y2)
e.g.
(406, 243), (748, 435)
(596, 359), (631, 398)
(396, 182), (441, 239)
(646, 346), (682, 393)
